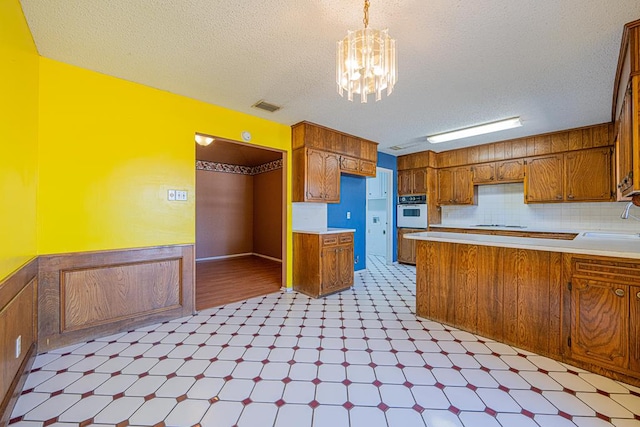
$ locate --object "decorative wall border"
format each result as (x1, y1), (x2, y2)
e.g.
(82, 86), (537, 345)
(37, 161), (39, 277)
(196, 158), (283, 175)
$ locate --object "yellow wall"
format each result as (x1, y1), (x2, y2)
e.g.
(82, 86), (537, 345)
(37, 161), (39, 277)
(0, 0), (39, 280)
(38, 58), (292, 284)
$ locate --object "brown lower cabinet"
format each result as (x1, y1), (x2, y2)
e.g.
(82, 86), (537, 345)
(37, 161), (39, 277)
(564, 255), (640, 375)
(415, 240), (640, 386)
(398, 228), (423, 264)
(293, 232), (354, 298)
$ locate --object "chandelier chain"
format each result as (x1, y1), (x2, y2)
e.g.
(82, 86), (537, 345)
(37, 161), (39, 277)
(363, 0), (370, 28)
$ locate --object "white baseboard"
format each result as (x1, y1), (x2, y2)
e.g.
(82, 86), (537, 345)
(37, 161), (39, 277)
(196, 253), (253, 262)
(196, 252), (282, 263)
(253, 253), (283, 263)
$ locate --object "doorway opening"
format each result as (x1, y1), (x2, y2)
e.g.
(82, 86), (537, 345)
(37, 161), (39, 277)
(195, 136), (287, 310)
(365, 167), (394, 264)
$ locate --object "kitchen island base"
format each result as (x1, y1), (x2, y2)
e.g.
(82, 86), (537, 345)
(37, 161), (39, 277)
(416, 240), (640, 387)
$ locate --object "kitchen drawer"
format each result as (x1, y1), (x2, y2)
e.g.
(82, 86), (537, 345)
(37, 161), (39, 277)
(339, 234), (353, 244)
(322, 235), (339, 246)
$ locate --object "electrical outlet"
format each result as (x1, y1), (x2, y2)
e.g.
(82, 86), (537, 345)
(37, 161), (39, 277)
(15, 335), (21, 359)
(167, 190), (176, 201)
(176, 190), (188, 201)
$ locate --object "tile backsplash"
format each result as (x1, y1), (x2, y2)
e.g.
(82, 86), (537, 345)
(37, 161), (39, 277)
(441, 183), (640, 232)
(292, 202), (327, 230)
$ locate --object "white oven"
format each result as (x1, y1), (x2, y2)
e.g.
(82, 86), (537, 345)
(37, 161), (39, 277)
(397, 195), (428, 229)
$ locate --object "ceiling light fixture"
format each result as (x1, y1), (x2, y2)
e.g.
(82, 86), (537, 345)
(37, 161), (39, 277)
(195, 134), (214, 147)
(336, 0), (397, 103)
(427, 117), (523, 144)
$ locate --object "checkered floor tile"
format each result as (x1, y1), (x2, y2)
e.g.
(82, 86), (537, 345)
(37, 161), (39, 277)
(9, 256), (640, 426)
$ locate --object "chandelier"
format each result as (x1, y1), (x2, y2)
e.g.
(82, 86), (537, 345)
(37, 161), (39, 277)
(336, 0), (397, 103)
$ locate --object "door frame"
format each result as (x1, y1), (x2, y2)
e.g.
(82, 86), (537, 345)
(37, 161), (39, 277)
(194, 135), (288, 290)
(365, 167), (394, 264)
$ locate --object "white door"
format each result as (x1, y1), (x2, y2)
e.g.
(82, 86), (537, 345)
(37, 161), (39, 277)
(366, 169), (392, 260)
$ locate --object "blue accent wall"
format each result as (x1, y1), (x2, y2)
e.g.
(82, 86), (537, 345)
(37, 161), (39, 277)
(327, 152), (398, 271)
(377, 152), (398, 261)
(327, 174), (367, 271)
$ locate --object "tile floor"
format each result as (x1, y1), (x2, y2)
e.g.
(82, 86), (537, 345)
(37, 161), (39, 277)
(9, 256), (640, 427)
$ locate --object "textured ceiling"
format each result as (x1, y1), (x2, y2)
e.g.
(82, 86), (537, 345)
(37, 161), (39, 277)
(19, 1), (640, 155)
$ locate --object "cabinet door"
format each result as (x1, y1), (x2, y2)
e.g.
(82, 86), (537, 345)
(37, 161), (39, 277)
(323, 153), (341, 203)
(471, 163), (495, 184)
(438, 169), (454, 205)
(412, 169), (427, 194)
(359, 160), (377, 177)
(338, 244), (354, 288)
(321, 247), (340, 293)
(570, 278), (629, 370)
(496, 159), (525, 182)
(617, 85), (634, 194)
(632, 286), (640, 372)
(565, 148), (612, 202)
(398, 170), (413, 196)
(397, 229), (417, 264)
(306, 149), (326, 201)
(340, 155), (360, 175)
(525, 154), (563, 203)
(453, 167), (474, 204)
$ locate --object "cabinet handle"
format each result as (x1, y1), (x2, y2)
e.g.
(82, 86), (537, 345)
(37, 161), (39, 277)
(636, 291), (640, 300)
(615, 289), (625, 297)
(556, 195), (562, 200)
(567, 194), (574, 199)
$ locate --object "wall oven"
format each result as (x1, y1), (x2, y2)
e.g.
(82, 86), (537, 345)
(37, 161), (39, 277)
(397, 195), (428, 229)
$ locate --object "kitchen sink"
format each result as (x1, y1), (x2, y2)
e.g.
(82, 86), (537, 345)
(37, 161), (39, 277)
(582, 232), (640, 240)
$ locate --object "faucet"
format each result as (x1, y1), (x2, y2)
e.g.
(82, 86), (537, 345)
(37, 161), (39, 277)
(621, 201), (633, 219)
(621, 195), (640, 220)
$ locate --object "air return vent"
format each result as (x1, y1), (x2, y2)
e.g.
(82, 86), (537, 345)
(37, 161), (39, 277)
(388, 143), (419, 151)
(252, 100), (281, 113)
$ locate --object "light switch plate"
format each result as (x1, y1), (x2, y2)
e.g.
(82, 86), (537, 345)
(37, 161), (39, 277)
(176, 190), (188, 201)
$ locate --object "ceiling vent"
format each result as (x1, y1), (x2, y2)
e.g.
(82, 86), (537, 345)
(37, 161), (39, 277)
(388, 143), (419, 151)
(252, 100), (281, 113)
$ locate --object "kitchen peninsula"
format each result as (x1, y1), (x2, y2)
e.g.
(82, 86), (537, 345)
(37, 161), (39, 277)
(405, 229), (640, 386)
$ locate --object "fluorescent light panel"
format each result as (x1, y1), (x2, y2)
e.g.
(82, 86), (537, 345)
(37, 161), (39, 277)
(427, 117), (522, 144)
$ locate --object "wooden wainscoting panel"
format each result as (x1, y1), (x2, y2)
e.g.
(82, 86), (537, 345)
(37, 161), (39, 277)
(0, 258), (38, 427)
(39, 245), (194, 352)
(61, 259), (181, 332)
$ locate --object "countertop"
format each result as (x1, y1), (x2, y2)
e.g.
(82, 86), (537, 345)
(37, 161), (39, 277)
(404, 229), (640, 260)
(293, 228), (356, 235)
(428, 224), (580, 233)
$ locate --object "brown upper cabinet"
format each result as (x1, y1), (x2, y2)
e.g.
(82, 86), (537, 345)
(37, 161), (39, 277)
(525, 147), (613, 203)
(432, 123), (611, 170)
(292, 121), (378, 203)
(471, 159), (525, 184)
(524, 154), (564, 203)
(293, 148), (341, 203)
(438, 166), (474, 205)
(398, 168), (427, 195)
(613, 20), (640, 197)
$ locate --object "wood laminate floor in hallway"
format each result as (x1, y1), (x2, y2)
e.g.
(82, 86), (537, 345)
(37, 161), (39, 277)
(196, 255), (282, 311)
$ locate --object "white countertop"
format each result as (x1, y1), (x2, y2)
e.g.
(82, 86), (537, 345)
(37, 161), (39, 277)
(293, 228), (356, 235)
(428, 224), (580, 233)
(404, 230), (640, 260)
